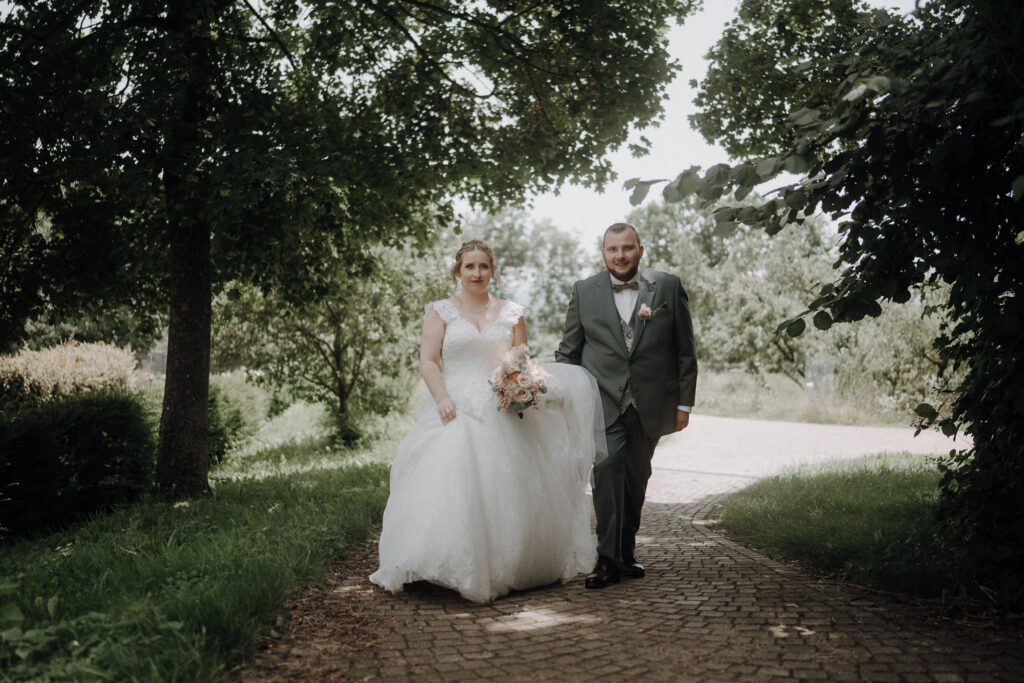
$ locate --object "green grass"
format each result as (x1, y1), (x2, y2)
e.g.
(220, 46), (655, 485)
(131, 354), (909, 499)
(696, 370), (912, 426)
(0, 398), (409, 681)
(714, 453), (968, 602)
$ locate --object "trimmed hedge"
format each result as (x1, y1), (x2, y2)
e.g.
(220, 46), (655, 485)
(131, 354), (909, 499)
(0, 391), (156, 540)
(0, 341), (137, 413)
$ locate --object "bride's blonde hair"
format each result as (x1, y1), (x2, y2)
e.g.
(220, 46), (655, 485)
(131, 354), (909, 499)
(451, 240), (498, 285)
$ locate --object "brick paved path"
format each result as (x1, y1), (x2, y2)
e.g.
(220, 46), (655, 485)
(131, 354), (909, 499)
(241, 417), (1023, 681)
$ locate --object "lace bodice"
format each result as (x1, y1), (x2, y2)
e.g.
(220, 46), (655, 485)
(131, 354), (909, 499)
(429, 299), (525, 418)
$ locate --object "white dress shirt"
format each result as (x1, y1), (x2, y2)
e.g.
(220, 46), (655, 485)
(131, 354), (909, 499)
(609, 272), (640, 324)
(609, 273), (690, 413)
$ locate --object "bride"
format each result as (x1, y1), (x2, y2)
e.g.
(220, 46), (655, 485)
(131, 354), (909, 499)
(369, 240), (604, 603)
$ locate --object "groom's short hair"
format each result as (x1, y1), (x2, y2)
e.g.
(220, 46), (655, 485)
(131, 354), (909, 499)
(603, 222), (641, 246)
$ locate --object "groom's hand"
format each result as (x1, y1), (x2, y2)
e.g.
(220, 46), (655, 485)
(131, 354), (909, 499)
(674, 409), (690, 432)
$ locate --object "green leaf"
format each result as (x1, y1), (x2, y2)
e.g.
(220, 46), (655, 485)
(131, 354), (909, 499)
(812, 311), (832, 330)
(698, 183), (725, 201)
(784, 188), (807, 210)
(712, 206), (736, 221)
(765, 216), (785, 235)
(714, 221), (738, 237)
(706, 163), (732, 186)
(629, 182), (652, 206)
(789, 108), (820, 126)
(0, 603), (24, 625)
(785, 318), (806, 337)
(736, 206), (758, 223)
(842, 83), (868, 102)
(914, 403), (938, 420)
(756, 157), (781, 178)
(731, 163), (761, 188)
(783, 154), (810, 174)
(623, 177), (640, 190)
(864, 75), (891, 93)
(662, 182), (681, 203)
(1011, 175), (1024, 202)
(676, 168), (702, 197)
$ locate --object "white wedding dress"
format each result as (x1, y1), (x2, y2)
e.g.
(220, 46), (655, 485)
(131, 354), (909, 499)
(369, 299), (603, 603)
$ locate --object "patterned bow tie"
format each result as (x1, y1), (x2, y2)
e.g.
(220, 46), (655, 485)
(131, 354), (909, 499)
(611, 281), (639, 293)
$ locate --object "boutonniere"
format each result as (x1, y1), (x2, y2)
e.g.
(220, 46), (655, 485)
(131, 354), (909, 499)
(637, 302), (668, 325)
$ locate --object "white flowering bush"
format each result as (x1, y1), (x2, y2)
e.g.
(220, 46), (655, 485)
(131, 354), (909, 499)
(0, 341), (137, 412)
(0, 342), (151, 538)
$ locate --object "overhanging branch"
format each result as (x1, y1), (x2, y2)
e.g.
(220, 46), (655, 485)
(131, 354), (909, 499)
(237, 0), (299, 72)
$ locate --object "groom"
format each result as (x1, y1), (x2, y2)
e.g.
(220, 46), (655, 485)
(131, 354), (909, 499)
(556, 222), (697, 589)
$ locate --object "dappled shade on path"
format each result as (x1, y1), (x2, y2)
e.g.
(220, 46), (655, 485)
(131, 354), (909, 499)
(238, 417), (1019, 681)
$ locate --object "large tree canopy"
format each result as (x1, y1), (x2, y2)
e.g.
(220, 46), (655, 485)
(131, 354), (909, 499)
(1, 0), (699, 497)
(633, 0), (1024, 608)
(689, 0), (902, 159)
(632, 195), (949, 415)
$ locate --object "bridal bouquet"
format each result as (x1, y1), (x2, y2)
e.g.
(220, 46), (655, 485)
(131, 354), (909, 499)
(489, 345), (549, 418)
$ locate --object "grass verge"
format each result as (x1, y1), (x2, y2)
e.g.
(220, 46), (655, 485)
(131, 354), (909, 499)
(696, 370), (912, 426)
(0, 401), (405, 681)
(713, 453), (969, 604)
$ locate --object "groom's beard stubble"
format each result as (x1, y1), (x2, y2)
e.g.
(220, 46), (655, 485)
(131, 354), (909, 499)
(607, 261), (640, 281)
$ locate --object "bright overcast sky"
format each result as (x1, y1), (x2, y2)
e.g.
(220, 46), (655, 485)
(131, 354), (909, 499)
(509, 0), (920, 247)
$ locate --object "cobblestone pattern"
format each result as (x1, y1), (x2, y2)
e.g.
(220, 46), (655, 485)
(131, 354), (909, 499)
(240, 417), (1022, 681)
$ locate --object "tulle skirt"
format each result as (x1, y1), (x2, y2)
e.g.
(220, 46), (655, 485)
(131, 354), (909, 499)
(369, 364), (603, 603)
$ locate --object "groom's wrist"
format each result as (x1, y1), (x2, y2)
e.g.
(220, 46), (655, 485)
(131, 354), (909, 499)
(677, 405), (691, 412)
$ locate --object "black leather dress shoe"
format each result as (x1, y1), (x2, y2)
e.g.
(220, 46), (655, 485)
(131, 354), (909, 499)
(585, 558), (620, 589)
(620, 560), (645, 579)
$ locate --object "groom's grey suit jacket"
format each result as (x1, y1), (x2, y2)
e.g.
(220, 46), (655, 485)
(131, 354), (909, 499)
(556, 268), (697, 438)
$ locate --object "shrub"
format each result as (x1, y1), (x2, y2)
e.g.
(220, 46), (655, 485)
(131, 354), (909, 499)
(211, 372), (271, 432)
(0, 391), (156, 540)
(208, 384), (246, 465)
(207, 373), (272, 464)
(0, 341), (137, 413)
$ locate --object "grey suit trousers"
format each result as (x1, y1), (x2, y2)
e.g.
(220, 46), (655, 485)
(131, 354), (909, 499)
(595, 405), (657, 565)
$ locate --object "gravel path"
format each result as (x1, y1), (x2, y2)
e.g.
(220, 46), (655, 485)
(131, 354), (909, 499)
(238, 416), (1023, 681)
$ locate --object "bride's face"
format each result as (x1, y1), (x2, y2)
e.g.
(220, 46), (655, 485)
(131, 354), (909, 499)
(459, 249), (494, 292)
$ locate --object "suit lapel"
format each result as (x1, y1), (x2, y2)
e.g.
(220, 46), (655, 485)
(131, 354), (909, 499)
(595, 274), (629, 357)
(629, 272), (657, 357)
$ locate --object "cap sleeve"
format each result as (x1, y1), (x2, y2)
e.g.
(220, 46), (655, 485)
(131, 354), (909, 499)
(500, 301), (526, 326)
(427, 299), (459, 324)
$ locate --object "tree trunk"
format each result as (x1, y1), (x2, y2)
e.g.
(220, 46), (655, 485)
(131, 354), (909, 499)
(334, 339), (358, 444)
(155, 0), (215, 499)
(156, 210), (212, 499)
